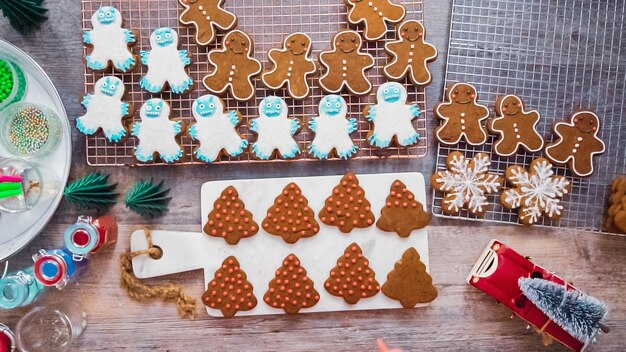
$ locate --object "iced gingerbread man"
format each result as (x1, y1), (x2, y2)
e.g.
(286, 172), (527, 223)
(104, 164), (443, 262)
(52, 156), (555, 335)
(140, 27), (193, 94)
(384, 20), (437, 86)
(319, 30), (375, 95)
(308, 95), (357, 159)
(262, 33), (317, 100)
(489, 94), (544, 157)
(83, 6), (136, 72)
(178, 0), (237, 46)
(435, 82), (489, 145)
(545, 111), (605, 177)
(345, 0), (406, 41)
(203, 30), (262, 101)
(250, 96), (300, 160)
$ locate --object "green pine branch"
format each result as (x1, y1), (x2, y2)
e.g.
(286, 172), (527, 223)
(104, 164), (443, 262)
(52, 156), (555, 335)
(124, 180), (171, 218)
(63, 172), (118, 211)
(0, 0), (48, 34)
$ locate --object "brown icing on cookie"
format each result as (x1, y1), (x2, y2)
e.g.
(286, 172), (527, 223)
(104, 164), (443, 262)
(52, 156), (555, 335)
(203, 185), (259, 245)
(544, 111), (605, 177)
(384, 20), (437, 86)
(202, 256), (257, 317)
(324, 243), (380, 304)
(262, 33), (317, 100)
(489, 94), (544, 156)
(203, 30), (262, 101)
(262, 182), (320, 244)
(434, 82), (490, 145)
(318, 173), (375, 233)
(178, 0), (237, 46)
(264, 254), (320, 314)
(319, 30), (375, 95)
(345, 0), (406, 41)
(606, 177), (626, 234)
(376, 180), (431, 237)
(382, 247), (437, 308)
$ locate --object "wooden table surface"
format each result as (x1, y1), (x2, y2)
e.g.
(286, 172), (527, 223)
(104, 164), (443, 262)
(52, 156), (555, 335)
(0, 1), (624, 351)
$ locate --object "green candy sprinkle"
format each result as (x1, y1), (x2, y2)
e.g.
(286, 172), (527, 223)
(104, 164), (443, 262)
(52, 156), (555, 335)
(8, 106), (50, 154)
(0, 60), (14, 104)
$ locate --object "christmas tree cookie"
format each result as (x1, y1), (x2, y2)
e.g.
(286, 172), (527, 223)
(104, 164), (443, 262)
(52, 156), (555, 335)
(203, 186), (259, 245)
(262, 183), (319, 244)
(318, 173), (375, 233)
(202, 256), (257, 318)
(382, 248), (437, 308)
(376, 180), (431, 237)
(324, 243), (380, 304)
(264, 254), (320, 314)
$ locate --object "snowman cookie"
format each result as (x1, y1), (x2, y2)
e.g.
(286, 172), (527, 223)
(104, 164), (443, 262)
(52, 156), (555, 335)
(189, 94), (248, 163)
(250, 96), (300, 160)
(345, 0), (406, 41)
(178, 0), (237, 46)
(489, 95), (544, 157)
(77, 76), (132, 143)
(308, 95), (357, 159)
(262, 33), (317, 100)
(204, 30), (262, 101)
(365, 82), (421, 148)
(131, 99), (184, 163)
(140, 27), (193, 94)
(434, 82), (489, 145)
(83, 6), (137, 72)
(544, 111), (605, 177)
(384, 20), (437, 86)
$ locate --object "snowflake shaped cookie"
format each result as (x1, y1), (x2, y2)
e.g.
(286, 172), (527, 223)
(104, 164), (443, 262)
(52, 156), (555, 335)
(430, 151), (503, 216)
(501, 157), (571, 226)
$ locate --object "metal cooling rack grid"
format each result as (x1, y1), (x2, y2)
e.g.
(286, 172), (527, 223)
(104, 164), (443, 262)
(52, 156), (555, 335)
(432, 0), (626, 233)
(81, 0), (428, 166)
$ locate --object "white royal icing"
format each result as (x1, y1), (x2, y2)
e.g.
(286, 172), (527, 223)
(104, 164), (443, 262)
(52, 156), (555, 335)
(83, 6), (136, 72)
(76, 76), (129, 143)
(140, 28), (193, 94)
(131, 99), (183, 163)
(250, 96), (300, 159)
(189, 94), (248, 163)
(490, 94), (544, 156)
(308, 95), (357, 159)
(366, 82), (421, 147)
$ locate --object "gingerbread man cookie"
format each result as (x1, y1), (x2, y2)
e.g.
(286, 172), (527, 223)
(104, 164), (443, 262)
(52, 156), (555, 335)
(544, 111), (605, 177)
(384, 20), (437, 86)
(319, 30), (375, 95)
(489, 95), (544, 156)
(434, 82), (489, 145)
(345, 0), (406, 41)
(262, 33), (317, 100)
(178, 0), (237, 46)
(204, 30), (262, 101)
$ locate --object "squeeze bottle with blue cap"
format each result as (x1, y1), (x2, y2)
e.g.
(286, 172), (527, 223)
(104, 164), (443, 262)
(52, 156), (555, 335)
(32, 248), (88, 289)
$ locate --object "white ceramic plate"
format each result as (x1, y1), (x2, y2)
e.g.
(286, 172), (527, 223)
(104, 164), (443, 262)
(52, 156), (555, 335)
(0, 38), (71, 260)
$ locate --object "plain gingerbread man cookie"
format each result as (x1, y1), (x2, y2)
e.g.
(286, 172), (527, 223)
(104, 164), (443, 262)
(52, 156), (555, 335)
(544, 111), (605, 177)
(262, 33), (317, 100)
(384, 20), (437, 86)
(345, 0), (406, 41)
(489, 94), (544, 156)
(319, 30), (375, 95)
(178, 0), (237, 46)
(434, 82), (489, 145)
(204, 30), (262, 101)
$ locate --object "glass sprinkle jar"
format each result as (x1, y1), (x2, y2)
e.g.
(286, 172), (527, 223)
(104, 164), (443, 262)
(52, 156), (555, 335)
(0, 59), (26, 111)
(0, 102), (61, 158)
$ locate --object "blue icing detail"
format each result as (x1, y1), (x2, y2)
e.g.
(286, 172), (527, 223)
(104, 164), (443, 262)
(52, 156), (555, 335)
(308, 117), (318, 133)
(195, 95), (217, 117)
(249, 120), (258, 133)
(134, 149), (154, 162)
(160, 149), (183, 163)
(173, 121), (182, 134)
(154, 28), (175, 47)
(144, 100), (164, 118)
(99, 77), (120, 97)
(124, 29), (135, 43)
(381, 84), (403, 103)
(188, 124), (198, 139)
(281, 145), (300, 159)
(121, 103), (130, 116)
(140, 78), (162, 93)
(81, 94), (92, 108)
(320, 95), (343, 116)
(178, 50), (191, 65)
(289, 119), (300, 135)
(410, 104), (421, 117)
(195, 150), (214, 163)
(347, 118), (357, 133)
(260, 96), (283, 117)
(107, 129), (127, 143)
(227, 111), (239, 125)
(308, 144), (328, 159)
(96, 6), (117, 25)
(76, 118), (96, 135)
(83, 32), (92, 44)
(170, 78), (193, 94)
(251, 143), (270, 160)
(131, 123), (141, 136)
(86, 56), (106, 70)
(115, 57), (136, 72)
(365, 105), (376, 122)
(338, 145), (358, 159)
(140, 50), (150, 65)
(400, 133), (420, 146)
(368, 133), (391, 148)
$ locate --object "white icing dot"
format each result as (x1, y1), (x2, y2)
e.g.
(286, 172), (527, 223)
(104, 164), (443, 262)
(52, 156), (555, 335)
(572, 148), (577, 153)
(202, 10), (207, 15)
(342, 73), (347, 77)
(516, 135), (521, 139)
(514, 128), (519, 132)
(289, 60), (294, 65)
(206, 15), (211, 20)
(574, 143), (580, 147)
(408, 58), (413, 63)
(379, 11), (383, 16)
(374, 6), (378, 11)
(229, 71), (235, 76)
(409, 52), (414, 56)
(342, 59), (347, 64)
(287, 72), (292, 77)
(513, 122), (518, 127)
(368, 1), (373, 6)
(343, 67), (347, 71)
(231, 65), (236, 69)
(410, 44), (415, 49)
(577, 137), (583, 141)
(228, 77), (233, 82)
(198, 5), (203, 10)
(288, 67), (293, 71)
(460, 113), (465, 117)
(460, 119), (465, 124)
(461, 126), (466, 130)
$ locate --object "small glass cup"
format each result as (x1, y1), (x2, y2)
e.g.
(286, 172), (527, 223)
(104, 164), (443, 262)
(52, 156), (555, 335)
(15, 303), (87, 352)
(0, 58), (27, 111)
(0, 158), (59, 213)
(0, 102), (62, 158)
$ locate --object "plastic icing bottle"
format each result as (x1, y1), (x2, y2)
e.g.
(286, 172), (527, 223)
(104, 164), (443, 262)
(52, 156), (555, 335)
(0, 267), (44, 309)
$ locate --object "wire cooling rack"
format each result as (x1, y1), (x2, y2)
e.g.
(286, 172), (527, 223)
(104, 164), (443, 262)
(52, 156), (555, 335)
(432, 0), (626, 233)
(80, 0), (428, 166)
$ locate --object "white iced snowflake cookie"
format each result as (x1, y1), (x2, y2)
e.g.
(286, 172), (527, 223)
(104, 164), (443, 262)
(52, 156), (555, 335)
(501, 157), (571, 226)
(189, 94), (248, 163)
(77, 76), (132, 143)
(430, 151), (503, 217)
(308, 95), (357, 159)
(83, 6), (137, 72)
(131, 99), (183, 163)
(365, 82), (421, 148)
(140, 27), (193, 94)
(250, 96), (300, 160)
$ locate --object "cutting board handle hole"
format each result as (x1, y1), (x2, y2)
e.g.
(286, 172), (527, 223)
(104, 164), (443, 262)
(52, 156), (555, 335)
(149, 245), (163, 260)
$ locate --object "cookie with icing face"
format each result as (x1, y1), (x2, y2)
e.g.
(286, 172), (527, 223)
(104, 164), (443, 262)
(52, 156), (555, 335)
(178, 0), (237, 46)
(250, 96), (300, 160)
(308, 95), (357, 159)
(204, 30), (262, 101)
(365, 82), (421, 148)
(189, 94), (248, 163)
(384, 20), (437, 86)
(489, 94), (544, 157)
(140, 27), (193, 94)
(544, 111), (605, 177)
(83, 6), (137, 72)
(434, 82), (490, 145)
(345, 0), (406, 41)
(77, 76), (132, 143)
(262, 33), (317, 100)
(131, 99), (184, 163)
(319, 30), (375, 95)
